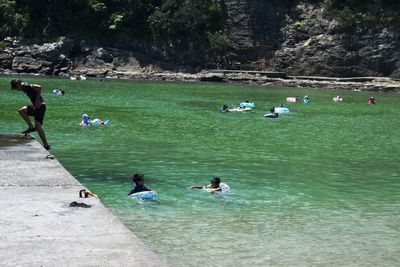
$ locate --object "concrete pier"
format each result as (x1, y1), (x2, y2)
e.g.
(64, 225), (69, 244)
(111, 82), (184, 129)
(0, 134), (166, 266)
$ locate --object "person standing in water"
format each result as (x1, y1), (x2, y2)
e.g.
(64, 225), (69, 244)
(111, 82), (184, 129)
(11, 80), (50, 150)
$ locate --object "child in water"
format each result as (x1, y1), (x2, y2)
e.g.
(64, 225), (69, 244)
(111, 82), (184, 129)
(128, 173), (152, 195)
(220, 104), (229, 112)
(191, 177), (230, 193)
(368, 97), (376, 105)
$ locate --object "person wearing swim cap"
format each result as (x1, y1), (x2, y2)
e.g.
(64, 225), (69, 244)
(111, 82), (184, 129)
(368, 97), (376, 105)
(191, 177), (230, 193)
(11, 79), (50, 150)
(128, 173), (152, 195)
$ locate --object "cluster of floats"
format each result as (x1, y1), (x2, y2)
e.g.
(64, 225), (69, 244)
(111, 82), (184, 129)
(219, 96), (309, 119)
(220, 95), (377, 119)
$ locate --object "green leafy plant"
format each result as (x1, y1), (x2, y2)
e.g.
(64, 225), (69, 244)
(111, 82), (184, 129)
(0, 41), (6, 50)
(293, 21), (305, 27)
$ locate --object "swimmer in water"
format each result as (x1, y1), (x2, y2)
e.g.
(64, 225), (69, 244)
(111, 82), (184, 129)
(368, 97), (376, 105)
(128, 173), (152, 195)
(220, 104), (229, 112)
(191, 177), (230, 193)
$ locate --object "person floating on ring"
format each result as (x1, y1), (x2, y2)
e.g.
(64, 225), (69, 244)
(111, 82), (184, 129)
(191, 177), (230, 193)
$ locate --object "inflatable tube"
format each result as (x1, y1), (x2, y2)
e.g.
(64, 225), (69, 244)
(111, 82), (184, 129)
(287, 97), (297, 103)
(333, 96), (343, 103)
(91, 118), (110, 126)
(128, 191), (158, 200)
(274, 107), (289, 114)
(227, 107), (252, 112)
(240, 102), (255, 108)
(202, 188), (230, 194)
(52, 89), (63, 96)
(264, 113), (278, 118)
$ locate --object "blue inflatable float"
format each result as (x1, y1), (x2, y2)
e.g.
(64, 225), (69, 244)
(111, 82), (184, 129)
(274, 107), (289, 114)
(128, 191), (158, 200)
(240, 102), (255, 108)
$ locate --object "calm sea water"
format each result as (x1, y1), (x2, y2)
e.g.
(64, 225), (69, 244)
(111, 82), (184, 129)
(1, 77), (399, 266)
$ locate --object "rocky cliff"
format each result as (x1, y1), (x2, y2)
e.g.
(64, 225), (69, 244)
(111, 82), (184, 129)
(1, 0), (400, 78)
(223, 0), (400, 78)
(0, 37), (165, 77)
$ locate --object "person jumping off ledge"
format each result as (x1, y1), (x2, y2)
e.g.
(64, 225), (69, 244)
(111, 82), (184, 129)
(11, 79), (51, 150)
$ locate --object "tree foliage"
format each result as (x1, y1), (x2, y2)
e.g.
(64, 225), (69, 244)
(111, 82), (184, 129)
(0, 0), (225, 41)
(325, 0), (400, 28)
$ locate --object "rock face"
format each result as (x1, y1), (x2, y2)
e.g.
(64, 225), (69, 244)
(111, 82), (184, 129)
(268, 2), (400, 78)
(224, 0), (285, 69)
(1, 1), (400, 78)
(0, 37), (158, 77)
(223, 0), (400, 78)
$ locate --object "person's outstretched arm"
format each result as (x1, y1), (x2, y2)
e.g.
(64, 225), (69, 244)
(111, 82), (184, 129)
(208, 187), (222, 193)
(190, 186), (205, 189)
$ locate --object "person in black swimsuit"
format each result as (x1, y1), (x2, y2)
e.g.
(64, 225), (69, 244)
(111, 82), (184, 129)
(11, 80), (50, 150)
(128, 173), (152, 195)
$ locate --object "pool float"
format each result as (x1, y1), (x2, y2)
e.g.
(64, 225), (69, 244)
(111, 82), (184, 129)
(128, 191), (158, 200)
(240, 102), (255, 108)
(91, 118), (110, 125)
(274, 107), (289, 114)
(227, 107), (252, 112)
(333, 96), (343, 103)
(286, 97), (298, 103)
(80, 114), (110, 126)
(202, 182), (231, 194)
(264, 113), (278, 118)
(52, 89), (64, 96)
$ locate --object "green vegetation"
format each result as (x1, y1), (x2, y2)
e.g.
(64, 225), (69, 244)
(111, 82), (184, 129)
(0, 0), (227, 65)
(325, 0), (400, 29)
(293, 21), (305, 27)
(0, 1), (225, 45)
(0, 41), (6, 51)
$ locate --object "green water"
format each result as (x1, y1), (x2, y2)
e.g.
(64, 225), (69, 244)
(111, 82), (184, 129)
(1, 77), (399, 266)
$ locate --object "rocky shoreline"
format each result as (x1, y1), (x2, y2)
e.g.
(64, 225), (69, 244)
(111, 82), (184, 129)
(3, 69), (400, 92)
(1, 37), (399, 92)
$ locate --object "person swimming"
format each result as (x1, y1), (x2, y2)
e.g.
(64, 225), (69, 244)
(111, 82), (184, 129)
(80, 114), (91, 126)
(128, 173), (152, 195)
(190, 177), (230, 193)
(80, 114), (107, 126)
(220, 104), (229, 112)
(264, 107), (279, 118)
(368, 97), (376, 105)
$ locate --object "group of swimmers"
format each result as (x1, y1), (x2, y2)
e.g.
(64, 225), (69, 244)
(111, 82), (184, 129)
(221, 94), (377, 115)
(128, 173), (230, 198)
(333, 95), (377, 104)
